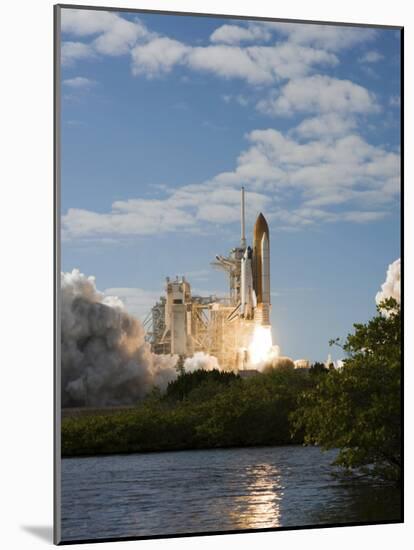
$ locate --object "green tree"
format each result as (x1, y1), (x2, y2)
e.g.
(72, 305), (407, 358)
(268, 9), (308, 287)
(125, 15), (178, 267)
(163, 369), (240, 402)
(309, 362), (329, 376)
(292, 298), (401, 483)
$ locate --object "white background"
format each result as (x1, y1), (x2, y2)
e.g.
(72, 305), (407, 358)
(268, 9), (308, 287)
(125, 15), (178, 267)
(0, 0), (411, 548)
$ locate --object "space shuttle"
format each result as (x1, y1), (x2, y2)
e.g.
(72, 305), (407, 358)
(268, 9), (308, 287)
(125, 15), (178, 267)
(239, 188), (271, 326)
(213, 187), (271, 326)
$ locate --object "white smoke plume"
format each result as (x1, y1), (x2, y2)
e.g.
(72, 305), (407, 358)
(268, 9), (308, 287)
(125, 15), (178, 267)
(184, 352), (220, 372)
(375, 259), (401, 313)
(61, 269), (178, 407)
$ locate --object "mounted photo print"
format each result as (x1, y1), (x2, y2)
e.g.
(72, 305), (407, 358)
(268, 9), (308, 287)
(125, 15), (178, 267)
(54, 3), (403, 545)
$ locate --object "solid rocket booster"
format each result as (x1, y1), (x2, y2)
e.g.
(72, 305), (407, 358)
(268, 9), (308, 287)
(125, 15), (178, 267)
(252, 212), (271, 326)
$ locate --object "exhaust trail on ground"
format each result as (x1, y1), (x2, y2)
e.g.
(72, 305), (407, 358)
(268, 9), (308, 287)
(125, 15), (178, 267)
(376, 258), (400, 316)
(184, 352), (220, 372)
(61, 269), (179, 407)
(376, 258), (400, 305)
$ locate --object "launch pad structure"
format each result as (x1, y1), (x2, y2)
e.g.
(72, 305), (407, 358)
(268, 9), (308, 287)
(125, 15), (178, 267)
(144, 188), (272, 372)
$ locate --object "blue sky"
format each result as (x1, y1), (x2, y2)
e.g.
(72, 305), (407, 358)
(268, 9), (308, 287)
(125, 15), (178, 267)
(60, 8), (401, 362)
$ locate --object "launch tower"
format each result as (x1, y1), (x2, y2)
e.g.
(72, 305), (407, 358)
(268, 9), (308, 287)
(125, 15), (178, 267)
(147, 188), (272, 371)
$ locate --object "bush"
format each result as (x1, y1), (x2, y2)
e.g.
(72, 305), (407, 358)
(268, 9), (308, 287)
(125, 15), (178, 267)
(292, 299), (401, 483)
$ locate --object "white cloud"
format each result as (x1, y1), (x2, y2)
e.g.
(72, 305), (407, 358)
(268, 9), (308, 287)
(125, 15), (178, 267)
(61, 8), (122, 36)
(212, 128), (399, 218)
(131, 37), (189, 77)
(273, 206), (387, 227)
(210, 23), (272, 44)
(266, 131), (394, 197)
(94, 19), (150, 56)
(265, 22), (376, 51)
(257, 75), (379, 116)
(358, 50), (384, 63)
(61, 8), (153, 62)
(61, 41), (95, 65)
(187, 45), (272, 84)
(244, 43), (338, 81)
(210, 21), (376, 51)
(131, 40), (337, 84)
(63, 76), (96, 88)
(197, 203), (241, 223)
(62, 198), (196, 240)
(341, 210), (388, 222)
(293, 113), (357, 139)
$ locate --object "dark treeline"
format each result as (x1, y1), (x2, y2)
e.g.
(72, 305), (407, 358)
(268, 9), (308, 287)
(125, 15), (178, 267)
(62, 365), (320, 457)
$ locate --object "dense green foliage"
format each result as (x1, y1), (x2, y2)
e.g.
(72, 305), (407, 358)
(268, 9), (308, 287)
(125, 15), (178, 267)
(62, 366), (316, 457)
(292, 299), (401, 482)
(164, 369), (239, 402)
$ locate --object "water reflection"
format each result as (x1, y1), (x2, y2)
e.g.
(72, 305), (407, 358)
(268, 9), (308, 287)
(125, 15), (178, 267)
(229, 464), (283, 529)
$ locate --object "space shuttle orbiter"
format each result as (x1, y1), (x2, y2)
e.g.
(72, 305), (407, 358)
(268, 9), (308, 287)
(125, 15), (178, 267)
(239, 188), (271, 326)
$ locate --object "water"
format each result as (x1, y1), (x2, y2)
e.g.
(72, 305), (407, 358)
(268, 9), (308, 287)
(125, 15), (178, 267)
(61, 446), (401, 542)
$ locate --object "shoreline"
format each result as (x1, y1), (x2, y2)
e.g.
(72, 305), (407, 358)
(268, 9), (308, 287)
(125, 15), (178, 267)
(61, 441), (306, 460)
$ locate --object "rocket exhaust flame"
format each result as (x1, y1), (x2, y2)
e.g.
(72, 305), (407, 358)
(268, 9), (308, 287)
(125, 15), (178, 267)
(248, 325), (279, 367)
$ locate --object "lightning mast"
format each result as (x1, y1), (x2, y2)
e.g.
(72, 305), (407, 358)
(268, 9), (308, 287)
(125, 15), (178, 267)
(241, 186), (246, 249)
